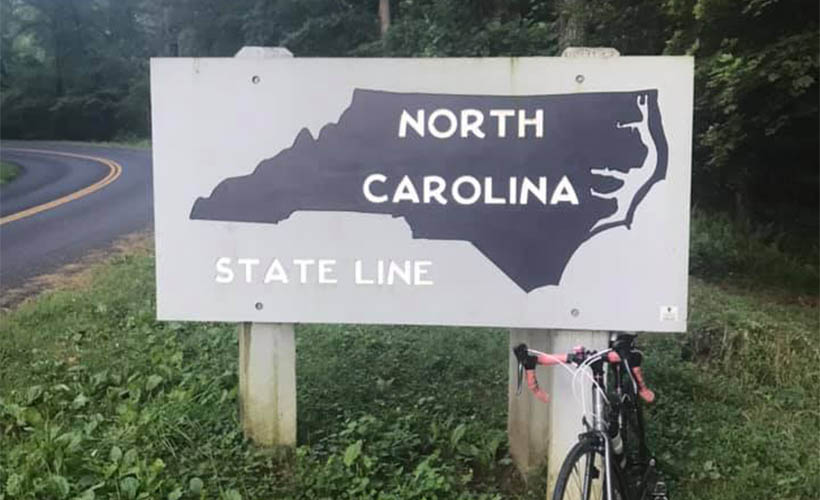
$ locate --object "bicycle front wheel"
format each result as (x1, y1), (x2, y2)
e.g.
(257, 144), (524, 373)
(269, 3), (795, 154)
(552, 438), (625, 500)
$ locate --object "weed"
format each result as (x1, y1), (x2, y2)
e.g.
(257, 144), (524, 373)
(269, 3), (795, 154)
(0, 161), (21, 185)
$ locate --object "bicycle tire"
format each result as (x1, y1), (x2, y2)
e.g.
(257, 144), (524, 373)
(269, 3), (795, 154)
(553, 437), (625, 500)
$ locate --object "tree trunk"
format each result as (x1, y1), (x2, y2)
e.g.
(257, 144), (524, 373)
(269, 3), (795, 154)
(162, 3), (178, 56)
(51, 16), (64, 97)
(559, 0), (585, 50)
(378, 0), (390, 37)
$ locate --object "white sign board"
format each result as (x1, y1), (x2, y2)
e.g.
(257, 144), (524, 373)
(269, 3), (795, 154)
(150, 57), (693, 331)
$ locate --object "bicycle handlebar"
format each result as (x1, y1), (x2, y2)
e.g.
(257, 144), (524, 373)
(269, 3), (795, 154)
(513, 342), (655, 404)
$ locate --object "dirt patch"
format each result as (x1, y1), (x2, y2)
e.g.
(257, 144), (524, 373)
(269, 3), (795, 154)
(0, 231), (153, 310)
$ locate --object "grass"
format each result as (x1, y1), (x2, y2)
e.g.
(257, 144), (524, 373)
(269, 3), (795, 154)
(0, 251), (817, 499)
(93, 138), (151, 150)
(644, 279), (819, 499)
(55, 138), (152, 150)
(0, 161), (21, 185)
(28, 136), (152, 151)
(97, 135), (151, 150)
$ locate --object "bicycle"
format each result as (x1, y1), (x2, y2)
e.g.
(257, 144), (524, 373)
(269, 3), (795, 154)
(513, 332), (669, 500)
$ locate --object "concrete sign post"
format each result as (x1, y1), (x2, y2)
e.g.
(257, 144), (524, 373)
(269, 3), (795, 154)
(150, 52), (693, 453)
(238, 322), (296, 446)
(233, 47), (297, 447)
(507, 48), (627, 483)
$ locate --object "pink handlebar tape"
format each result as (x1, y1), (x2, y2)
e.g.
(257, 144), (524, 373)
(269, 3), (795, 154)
(525, 370), (549, 403)
(631, 366), (656, 403)
(535, 352), (567, 366)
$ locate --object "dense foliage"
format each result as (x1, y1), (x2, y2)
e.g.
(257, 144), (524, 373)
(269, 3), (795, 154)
(1, 0), (817, 241)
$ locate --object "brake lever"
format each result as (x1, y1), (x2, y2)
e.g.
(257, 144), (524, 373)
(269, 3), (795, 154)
(513, 343), (551, 403)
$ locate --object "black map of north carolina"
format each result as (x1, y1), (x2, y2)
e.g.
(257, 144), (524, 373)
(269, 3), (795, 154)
(190, 89), (668, 292)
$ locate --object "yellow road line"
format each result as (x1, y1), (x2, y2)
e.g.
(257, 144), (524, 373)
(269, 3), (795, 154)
(0, 148), (123, 226)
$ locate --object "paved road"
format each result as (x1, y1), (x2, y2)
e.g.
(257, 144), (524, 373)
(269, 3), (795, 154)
(0, 141), (153, 289)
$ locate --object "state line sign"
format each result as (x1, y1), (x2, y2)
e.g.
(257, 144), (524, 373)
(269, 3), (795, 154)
(150, 56), (693, 331)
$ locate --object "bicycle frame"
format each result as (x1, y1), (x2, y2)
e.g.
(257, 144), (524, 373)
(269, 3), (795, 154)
(585, 344), (651, 500)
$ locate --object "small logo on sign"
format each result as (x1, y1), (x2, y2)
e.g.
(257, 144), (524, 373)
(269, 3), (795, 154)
(659, 305), (679, 322)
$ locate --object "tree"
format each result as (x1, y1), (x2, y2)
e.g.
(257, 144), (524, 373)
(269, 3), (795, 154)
(0, 0), (816, 243)
(664, 0), (818, 239)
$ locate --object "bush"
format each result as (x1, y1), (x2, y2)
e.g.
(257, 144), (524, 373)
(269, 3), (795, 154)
(689, 209), (819, 293)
